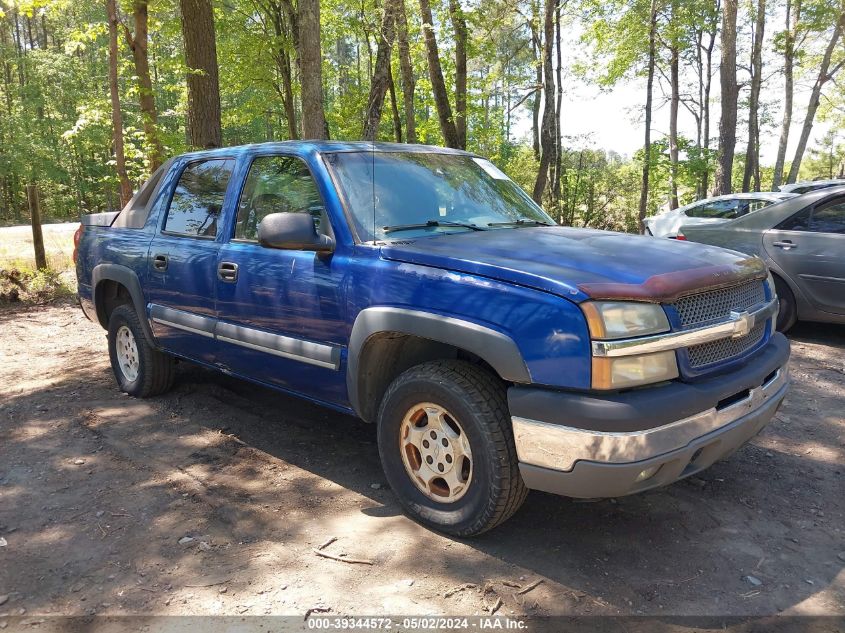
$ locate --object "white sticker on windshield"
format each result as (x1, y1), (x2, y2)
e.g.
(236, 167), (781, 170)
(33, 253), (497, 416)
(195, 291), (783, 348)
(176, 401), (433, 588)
(472, 157), (510, 180)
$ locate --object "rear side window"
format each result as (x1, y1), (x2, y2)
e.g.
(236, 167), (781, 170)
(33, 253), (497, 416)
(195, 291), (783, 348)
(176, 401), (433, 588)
(779, 197), (845, 234)
(745, 199), (772, 214)
(687, 200), (741, 219)
(164, 159), (235, 237)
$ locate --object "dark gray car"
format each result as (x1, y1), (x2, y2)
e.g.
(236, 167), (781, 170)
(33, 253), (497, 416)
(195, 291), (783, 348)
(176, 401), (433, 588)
(679, 186), (845, 331)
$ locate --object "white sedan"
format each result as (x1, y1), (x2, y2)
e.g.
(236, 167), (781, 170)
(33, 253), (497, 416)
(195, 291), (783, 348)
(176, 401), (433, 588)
(645, 192), (796, 238)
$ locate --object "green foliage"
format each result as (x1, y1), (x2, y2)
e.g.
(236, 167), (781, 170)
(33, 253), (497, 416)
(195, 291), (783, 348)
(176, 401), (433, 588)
(1, 0), (843, 237)
(0, 266), (76, 303)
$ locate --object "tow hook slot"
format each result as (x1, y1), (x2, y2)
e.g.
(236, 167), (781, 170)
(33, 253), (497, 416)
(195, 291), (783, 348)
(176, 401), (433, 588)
(716, 389), (751, 411)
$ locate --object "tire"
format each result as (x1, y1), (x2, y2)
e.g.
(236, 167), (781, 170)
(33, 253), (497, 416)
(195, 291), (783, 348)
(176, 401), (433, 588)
(377, 360), (528, 536)
(773, 275), (797, 333)
(107, 304), (175, 397)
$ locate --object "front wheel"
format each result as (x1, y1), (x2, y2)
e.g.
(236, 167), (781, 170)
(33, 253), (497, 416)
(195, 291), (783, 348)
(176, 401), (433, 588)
(108, 304), (175, 397)
(377, 360), (527, 536)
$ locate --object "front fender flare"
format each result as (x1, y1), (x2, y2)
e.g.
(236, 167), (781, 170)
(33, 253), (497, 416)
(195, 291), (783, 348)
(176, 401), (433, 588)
(347, 307), (531, 420)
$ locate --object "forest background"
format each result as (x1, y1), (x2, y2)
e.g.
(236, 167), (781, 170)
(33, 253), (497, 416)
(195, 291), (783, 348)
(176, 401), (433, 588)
(1, 0), (844, 236)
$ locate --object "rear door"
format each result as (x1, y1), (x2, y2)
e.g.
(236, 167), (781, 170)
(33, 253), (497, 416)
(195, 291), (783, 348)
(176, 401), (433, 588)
(763, 195), (845, 315)
(145, 158), (236, 363)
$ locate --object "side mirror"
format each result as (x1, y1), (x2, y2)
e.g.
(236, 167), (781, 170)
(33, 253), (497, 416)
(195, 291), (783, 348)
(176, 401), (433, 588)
(257, 212), (334, 252)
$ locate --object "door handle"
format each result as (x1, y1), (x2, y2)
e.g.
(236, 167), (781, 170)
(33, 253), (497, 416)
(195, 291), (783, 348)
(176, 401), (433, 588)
(772, 240), (796, 250)
(153, 254), (168, 271)
(218, 261), (239, 282)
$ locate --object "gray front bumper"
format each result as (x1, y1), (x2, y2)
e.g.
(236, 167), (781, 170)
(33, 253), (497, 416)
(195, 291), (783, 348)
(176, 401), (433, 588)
(514, 364), (789, 499)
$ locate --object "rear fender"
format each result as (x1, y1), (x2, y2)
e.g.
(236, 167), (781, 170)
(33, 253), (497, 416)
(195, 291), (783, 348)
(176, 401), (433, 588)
(92, 263), (156, 342)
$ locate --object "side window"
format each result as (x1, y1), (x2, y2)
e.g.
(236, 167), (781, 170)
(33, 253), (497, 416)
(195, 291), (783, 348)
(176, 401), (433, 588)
(779, 197), (845, 234)
(810, 198), (845, 234)
(778, 208), (812, 232)
(743, 199), (771, 215)
(235, 155), (325, 241)
(164, 159), (235, 237)
(688, 200), (740, 219)
(683, 202), (708, 218)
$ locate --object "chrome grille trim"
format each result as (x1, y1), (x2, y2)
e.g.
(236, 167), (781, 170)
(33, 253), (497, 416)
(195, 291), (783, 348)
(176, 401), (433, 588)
(670, 280), (769, 368)
(591, 297), (777, 358)
(671, 280), (766, 328)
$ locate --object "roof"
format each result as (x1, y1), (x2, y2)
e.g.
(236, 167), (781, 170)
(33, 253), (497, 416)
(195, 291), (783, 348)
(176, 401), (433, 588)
(779, 178), (845, 192)
(175, 141), (474, 162)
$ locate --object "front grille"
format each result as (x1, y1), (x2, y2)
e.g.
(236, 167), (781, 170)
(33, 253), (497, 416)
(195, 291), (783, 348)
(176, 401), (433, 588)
(687, 321), (766, 368)
(671, 280), (765, 328)
(669, 279), (768, 370)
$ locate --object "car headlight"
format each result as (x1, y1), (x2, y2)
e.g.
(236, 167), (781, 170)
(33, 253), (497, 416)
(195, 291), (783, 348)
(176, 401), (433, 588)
(581, 301), (671, 339)
(581, 301), (677, 389)
(592, 351), (679, 389)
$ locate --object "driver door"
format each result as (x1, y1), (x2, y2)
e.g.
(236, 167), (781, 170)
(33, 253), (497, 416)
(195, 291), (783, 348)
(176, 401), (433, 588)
(214, 154), (349, 406)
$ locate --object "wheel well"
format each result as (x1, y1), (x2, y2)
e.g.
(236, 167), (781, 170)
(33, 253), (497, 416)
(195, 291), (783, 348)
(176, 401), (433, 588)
(770, 270), (789, 291)
(356, 332), (500, 423)
(95, 280), (133, 329)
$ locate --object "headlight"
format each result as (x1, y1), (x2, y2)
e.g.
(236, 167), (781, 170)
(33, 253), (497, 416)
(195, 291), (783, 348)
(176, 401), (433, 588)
(592, 351), (679, 389)
(582, 301), (677, 389)
(581, 301), (670, 339)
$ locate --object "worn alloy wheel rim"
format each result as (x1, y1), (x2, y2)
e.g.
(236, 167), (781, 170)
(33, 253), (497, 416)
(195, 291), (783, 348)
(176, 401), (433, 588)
(399, 402), (473, 503)
(116, 325), (140, 382)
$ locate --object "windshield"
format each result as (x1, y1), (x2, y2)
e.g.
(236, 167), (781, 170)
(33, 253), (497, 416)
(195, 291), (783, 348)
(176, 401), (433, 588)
(324, 151), (555, 242)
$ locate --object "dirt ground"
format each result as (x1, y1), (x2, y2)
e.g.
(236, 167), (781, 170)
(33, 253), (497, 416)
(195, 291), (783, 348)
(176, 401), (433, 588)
(1, 301), (844, 626)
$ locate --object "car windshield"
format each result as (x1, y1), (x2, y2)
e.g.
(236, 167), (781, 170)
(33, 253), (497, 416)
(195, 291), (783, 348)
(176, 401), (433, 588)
(324, 151), (555, 242)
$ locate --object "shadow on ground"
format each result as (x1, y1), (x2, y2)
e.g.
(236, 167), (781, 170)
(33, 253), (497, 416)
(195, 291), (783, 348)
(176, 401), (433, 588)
(0, 308), (843, 619)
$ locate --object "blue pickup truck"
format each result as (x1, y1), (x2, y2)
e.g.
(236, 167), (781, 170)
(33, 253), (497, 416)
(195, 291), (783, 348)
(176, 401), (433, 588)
(75, 142), (790, 535)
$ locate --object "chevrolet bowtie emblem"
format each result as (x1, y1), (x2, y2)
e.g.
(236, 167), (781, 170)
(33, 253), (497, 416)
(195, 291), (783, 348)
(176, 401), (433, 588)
(730, 310), (754, 338)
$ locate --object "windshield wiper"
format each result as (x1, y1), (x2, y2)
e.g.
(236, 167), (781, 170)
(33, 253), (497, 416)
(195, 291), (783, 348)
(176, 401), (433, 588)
(487, 218), (554, 227)
(383, 220), (485, 234)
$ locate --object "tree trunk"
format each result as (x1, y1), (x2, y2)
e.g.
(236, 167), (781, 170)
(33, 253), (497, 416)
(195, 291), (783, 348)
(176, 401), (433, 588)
(13, 8), (25, 86)
(772, 0), (799, 189)
(396, 0), (416, 142)
(553, 1), (563, 214)
(106, 0), (132, 206)
(388, 63), (403, 142)
(362, 0), (399, 140)
(668, 8), (680, 209)
(638, 0), (657, 234)
(266, 0), (299, 139)
(742, 0), (766, 192)
(179, 0), (222, 148)
(123, 0), (165, 170)
(693, 29), (704, 198)
(448, 0), (467, 149)
(418, 0), (459, 147)
(701, 8), (717, 196)
(530, 7), (541, 160)
(713, 0), (738, 195)
(27, 184), (46, 270)
(531, 0), (555, 204)
(298, 0), (329, 139)
(786, 8), (845, 183)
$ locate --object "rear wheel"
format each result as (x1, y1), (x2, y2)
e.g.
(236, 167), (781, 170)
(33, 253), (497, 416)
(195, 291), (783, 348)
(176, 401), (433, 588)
(773, 275), (797, 332)
(108, 304), (175, 397)
(377, 360), (527, 536)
